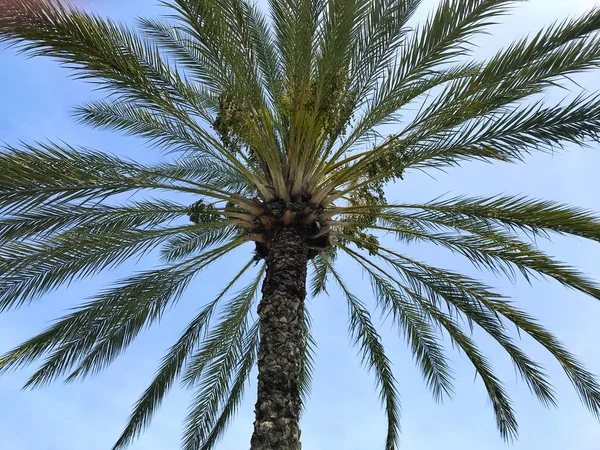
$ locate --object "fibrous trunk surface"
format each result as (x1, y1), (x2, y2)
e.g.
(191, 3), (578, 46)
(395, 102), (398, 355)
(250, 226), (308, 450)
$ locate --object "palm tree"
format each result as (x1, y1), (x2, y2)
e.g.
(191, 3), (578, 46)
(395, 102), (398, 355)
(2, 0), (600, 448)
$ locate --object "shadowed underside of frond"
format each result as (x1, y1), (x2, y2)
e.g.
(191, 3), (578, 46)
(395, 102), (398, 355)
(1, 0), (600, 449)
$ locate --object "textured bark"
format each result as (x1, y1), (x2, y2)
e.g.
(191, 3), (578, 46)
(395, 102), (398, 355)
(250, 226), (308, 450)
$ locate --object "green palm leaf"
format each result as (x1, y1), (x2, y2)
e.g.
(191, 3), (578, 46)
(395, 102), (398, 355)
(324, 257), (401, 450)
(181, 265), (264, 450)
(112, 259), (255, 449)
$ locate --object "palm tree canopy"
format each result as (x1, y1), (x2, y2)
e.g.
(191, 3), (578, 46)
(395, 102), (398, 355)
(1, 0), (600, 448)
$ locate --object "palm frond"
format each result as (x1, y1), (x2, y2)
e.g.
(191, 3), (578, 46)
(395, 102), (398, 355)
(0, 0), (271, 195)
(350, 0), (423, 107)
(0, 240), (245, 387)
(268, 0), (319, 87)
(389, 9), (600, 168)
(316, 63), (479, 194)
(73, 100), (216, 155)
(160, 226), (243, 263)
(4, 263), (195, 387)
(165, 0), (288, 197)
(339, 245), (453, 402)
(380, 252), (556, 407)
(0, 199), (187, 245)
(1, 141), (267, 222)
(337, 209), (600, 295)
(481, 298), (600, 418)
(324, 7), (600, 191)
(416, 296), (518, 441)
(112, 259), (254, 450)
(0, 142), (162, 214)
(243, 3), (284, 107)
(192, 321), (259, 450)
(64, 247), (251, 384)
(344, 238), (518, 438)
(0, 142), (245, 214)
(137, 17), (220, 95)
(0, 221), (242, 311)
(402, 94), (600, 170)
(309, 247), (338, 297)
(323, 257), (400, 450)
(336, 0), (516, 155)
(181, 265), (265, 450)
(336, 233), (600, 428)
(389, 195), (600, 242)
(300, 306), (317, 411)
(457, 8), (600, 105)
(166, 0), (262, 94)
(0, 0), (205, 115)
(153, 154), (257, 197)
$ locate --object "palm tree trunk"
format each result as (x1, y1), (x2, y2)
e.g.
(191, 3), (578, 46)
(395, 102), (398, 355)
(250, 226), (308, 450)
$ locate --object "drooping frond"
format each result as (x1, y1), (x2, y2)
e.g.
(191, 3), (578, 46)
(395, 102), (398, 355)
(299, 306), (317, 410)
(309, 247), (338, 296)
(417, 298), (518, 440)
(192, 321), (260, 450)
(181, 265), (264, 450)
(323, 257), (400, 450)
(337, 244), (453, 402)
(111, 259), (254, 450)
(473, 297), (600, 417)
(2, 263), (195, 386)
(335, 239), (519, 438)
(386, 256), (556, 408)
(0, 241), (246, 385)
(331, 231), (600, 431)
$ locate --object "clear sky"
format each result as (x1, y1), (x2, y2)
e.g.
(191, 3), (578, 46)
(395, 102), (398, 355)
(1, 0), (600, 449)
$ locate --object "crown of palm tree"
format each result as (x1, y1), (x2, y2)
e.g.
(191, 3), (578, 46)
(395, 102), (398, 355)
(1, 0), (600, 449)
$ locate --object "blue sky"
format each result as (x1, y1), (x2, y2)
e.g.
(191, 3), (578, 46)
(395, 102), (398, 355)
(1, 0), (600, 449)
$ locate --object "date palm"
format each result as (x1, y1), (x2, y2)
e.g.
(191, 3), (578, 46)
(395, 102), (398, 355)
(2, 0), (600, 448)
